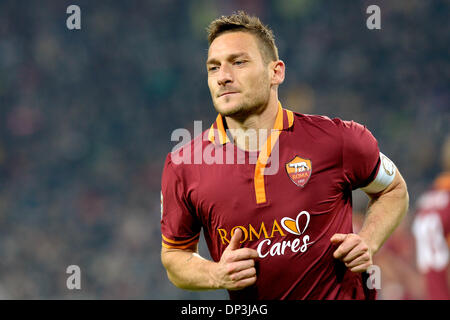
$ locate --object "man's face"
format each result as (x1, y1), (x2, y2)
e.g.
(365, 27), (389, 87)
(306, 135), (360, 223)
(207, 32), (272, 117)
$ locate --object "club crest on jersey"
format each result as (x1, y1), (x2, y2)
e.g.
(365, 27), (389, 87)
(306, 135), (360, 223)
(285, 156), (312, 187)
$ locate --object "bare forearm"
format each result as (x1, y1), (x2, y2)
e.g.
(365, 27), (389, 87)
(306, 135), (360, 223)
(161, 229), (258, 291)
(161, 248), (219, 290)
(359, 171), (409, 255)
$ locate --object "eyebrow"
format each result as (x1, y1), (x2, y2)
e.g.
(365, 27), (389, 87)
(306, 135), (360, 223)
(206, 52), (250, 65)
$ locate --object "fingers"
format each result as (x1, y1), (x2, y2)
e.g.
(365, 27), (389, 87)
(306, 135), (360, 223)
(330, 233), (347, 244)
(331, 233), (373, 273)
(217, 230), (259, 290)
(228, 275), (257, 291)
(227, 228), (243, 251)
(218, 254), (258, 290)
(345, 254), (372, 273)
(342, 242), (369, 263)
(226, 262), (257, 290)
(223, 228), (258, 263)
(229, 265), (257, 282)
(226, 258), (255, 274)
(226, 248), (259, 262)
(332, 234), (360, 259)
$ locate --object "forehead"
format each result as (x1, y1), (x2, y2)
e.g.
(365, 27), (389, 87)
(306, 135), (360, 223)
(207, 31), (261, 61)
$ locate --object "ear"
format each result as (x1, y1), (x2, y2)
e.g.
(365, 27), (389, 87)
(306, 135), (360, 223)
(270, 60), (285, 86)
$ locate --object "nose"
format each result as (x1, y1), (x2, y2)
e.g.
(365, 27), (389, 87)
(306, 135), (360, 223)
(217, 64), (233, 86)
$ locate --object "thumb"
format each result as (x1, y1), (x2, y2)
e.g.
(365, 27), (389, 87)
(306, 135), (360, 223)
(330, 233), (347, 244)
(227, 228), (243, 250)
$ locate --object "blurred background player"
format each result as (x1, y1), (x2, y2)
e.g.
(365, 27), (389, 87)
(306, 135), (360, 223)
(412, 136), (450, 299)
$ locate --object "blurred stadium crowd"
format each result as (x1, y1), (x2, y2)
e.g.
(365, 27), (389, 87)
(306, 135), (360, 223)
(0, 0), (448, 299)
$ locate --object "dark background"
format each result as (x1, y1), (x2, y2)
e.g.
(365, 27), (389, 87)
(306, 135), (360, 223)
(0, 0), (448, 299)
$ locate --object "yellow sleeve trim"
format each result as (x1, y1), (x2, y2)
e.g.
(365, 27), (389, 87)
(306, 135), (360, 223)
(162, 232), (200, 245)
(161, 240), (198, 250)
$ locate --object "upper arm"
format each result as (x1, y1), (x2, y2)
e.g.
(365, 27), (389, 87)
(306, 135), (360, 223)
(339, 120), (380, 189)
(161, 155), (201, 251)
(365, 168), (408, 199)
(337, 119), (408, 200)
(362, 154), (408, 202)
(361, 152), (398, 195)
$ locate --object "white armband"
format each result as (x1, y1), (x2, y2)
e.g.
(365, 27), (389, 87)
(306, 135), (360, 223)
(361, 152), (396, 194)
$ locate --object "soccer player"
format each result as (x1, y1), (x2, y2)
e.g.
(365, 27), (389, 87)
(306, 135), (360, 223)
(412, 136), (450, 299)
(160, 11), (409, 299)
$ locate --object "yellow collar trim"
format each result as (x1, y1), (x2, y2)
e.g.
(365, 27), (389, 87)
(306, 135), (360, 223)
(208, 102), (294, 145)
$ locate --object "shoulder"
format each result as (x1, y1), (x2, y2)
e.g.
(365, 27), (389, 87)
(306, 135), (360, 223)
(292, 112), (336, 126)
(292, 112), (365, 130)
(291, 112), (371, 142)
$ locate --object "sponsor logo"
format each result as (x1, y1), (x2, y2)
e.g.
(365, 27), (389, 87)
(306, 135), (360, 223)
(217, 211), (314, 259)
(281, 211), (310, 235)
(285, 156), (312, 187)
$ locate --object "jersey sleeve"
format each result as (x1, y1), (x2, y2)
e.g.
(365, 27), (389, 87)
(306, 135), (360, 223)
(339, 120), (380, 190)
(160, 154), (201, 249)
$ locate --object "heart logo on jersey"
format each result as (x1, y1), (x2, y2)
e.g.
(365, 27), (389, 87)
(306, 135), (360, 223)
(285, 156), (312, 187)
(281, 211), (311, 235)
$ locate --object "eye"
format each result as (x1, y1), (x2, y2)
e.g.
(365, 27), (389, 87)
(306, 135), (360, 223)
(208, 66), (219, 72)
(234, 60), (246, 66)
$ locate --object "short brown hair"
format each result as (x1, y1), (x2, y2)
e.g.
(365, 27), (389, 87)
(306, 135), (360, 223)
(207, 11), (279, 64)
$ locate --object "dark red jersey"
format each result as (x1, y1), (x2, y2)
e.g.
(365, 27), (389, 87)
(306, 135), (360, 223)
(161, 103), (380, 299)
(412, 172), (450, 300)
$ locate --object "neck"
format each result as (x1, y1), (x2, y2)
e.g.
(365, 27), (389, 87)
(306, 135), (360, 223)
(225, 95), (279, 131)
(223, 94), (279, 151)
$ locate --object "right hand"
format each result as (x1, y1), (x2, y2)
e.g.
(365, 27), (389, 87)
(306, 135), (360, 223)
(212, 228), (259, 290)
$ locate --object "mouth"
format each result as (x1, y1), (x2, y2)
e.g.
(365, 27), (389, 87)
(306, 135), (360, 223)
(218, 91), (238, 98)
